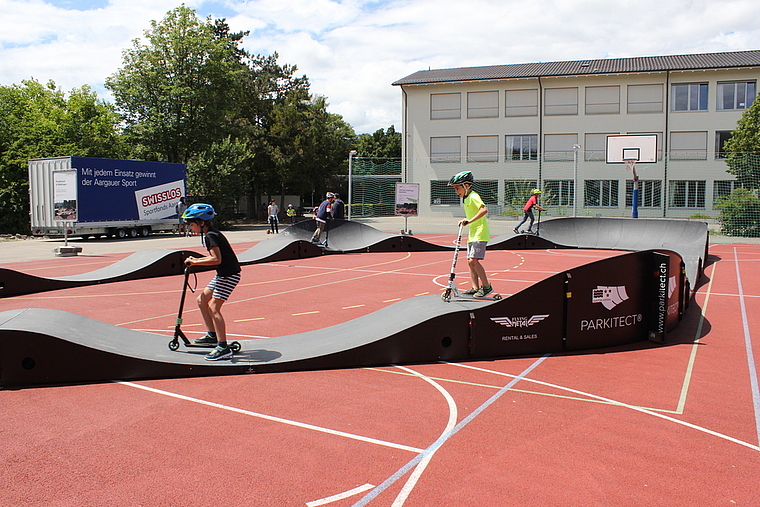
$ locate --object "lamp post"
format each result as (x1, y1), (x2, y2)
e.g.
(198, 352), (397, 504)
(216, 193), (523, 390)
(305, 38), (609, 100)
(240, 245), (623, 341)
(348, 150), (357, 221)
(573, 144), (581, 217)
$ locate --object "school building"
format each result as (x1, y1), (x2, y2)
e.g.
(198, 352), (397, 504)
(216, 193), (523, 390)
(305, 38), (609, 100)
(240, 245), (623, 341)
(392, 49), (760, 219)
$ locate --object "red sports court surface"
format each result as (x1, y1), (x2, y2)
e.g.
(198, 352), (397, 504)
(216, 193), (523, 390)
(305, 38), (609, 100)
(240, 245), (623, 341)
(1, 236), (759, 506)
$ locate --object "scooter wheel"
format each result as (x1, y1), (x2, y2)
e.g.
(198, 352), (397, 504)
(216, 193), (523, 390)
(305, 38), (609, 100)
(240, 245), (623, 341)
(441, 292), (451, 302)
(168, 340), (180, 351)
(230, 341), (241, 352)
(493, 294), (503, 300)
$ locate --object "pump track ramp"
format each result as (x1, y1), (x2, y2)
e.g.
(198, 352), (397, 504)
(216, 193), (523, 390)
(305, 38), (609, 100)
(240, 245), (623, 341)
(0, 217), (708, 388)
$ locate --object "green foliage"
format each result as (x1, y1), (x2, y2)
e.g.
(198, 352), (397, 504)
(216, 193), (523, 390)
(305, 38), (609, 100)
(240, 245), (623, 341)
(0, 5), (359, 231)
(188, 136), (253, 223)
(356, 126), (401, 159)
(715, 188), (760, 237)
(106, 6), (245, 163)
(724, 96), (760, 189)
(0, 80), (122, 233)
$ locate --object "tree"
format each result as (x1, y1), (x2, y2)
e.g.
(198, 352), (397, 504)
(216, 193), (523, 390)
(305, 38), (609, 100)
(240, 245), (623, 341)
(0, 80), (121, 233)
(356, 125), (402, 158)
(724, 97), (760, 188)
(105, 6), (245, 163)
(187, 136), (254, 222)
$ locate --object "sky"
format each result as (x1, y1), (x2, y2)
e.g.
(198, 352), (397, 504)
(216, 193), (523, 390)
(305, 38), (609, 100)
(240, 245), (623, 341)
(1, 0), (760, 134)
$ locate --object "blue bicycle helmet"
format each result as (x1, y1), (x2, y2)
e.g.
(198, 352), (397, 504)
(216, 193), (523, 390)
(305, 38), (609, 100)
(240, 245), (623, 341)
(182, 203), (216, 222)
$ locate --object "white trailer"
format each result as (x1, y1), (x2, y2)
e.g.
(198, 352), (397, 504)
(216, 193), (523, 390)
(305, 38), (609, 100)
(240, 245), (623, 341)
(29, 156), (186, 239)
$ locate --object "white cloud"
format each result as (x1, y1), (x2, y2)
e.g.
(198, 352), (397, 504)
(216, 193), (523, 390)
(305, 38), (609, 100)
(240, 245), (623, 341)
(1, 0), (759, 134)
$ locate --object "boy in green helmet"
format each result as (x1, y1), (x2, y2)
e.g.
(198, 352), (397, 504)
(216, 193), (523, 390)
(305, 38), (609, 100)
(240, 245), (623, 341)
(448, 171), (494, 298)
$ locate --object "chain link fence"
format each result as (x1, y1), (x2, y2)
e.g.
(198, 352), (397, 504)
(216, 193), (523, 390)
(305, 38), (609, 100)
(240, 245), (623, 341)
(348, 155), (760, 238)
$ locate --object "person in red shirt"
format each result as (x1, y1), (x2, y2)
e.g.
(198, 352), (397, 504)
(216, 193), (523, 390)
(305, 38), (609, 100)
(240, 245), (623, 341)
(513, 188), (545, 234)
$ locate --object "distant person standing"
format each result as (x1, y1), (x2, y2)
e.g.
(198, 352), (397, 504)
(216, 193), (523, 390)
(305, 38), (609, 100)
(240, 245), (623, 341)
(514, 189), (545, 234)
(331, 193), (345, 219)
(286, 204), (296, 224)
(267, 200), (279, 234)
(176, 197), (188, 235)
(311, 192), (335, 244)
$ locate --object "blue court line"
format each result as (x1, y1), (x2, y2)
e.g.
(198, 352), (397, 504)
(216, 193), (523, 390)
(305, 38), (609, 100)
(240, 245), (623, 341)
(733, 247), (760, 446)
(351, 354), (550, 507)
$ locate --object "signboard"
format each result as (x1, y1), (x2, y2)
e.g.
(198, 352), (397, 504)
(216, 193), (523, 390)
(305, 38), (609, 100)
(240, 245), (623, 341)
(395, 183), (419, 216)
(73, 157), (186, 222)
(53, 170), (77, 221)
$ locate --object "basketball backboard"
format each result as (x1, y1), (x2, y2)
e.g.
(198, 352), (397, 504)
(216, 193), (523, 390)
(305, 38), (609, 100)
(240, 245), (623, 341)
(605, 134), (658, 164)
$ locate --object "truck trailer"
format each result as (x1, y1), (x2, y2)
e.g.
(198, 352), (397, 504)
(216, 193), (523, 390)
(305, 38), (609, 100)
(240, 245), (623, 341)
(29, 156), (186, 239)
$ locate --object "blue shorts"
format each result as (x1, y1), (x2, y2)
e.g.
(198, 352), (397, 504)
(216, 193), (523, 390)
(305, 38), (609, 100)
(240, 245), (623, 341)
(206, 273), (241, 301)
(467, 241), (487, 260)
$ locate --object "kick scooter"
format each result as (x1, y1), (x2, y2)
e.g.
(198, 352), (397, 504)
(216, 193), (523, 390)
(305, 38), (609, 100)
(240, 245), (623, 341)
(168, 266), (241, 352)
(441, 223), (502, 302)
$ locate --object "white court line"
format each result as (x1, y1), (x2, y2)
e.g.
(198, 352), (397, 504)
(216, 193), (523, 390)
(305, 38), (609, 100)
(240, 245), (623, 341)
(676, 257), (716, 414)
(733, 247), (760, 446)
(351, 355), (550, 507)
(115, 381), (423, 454)
(448, 362), (760, 453)
(390, 365), (458, 507)
(306, 484), (375, 507)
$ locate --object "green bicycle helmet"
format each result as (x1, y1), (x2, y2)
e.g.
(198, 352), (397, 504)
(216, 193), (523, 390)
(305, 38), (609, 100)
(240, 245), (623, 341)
(182, 203), (216, 222)
(448, 171), (474, 186)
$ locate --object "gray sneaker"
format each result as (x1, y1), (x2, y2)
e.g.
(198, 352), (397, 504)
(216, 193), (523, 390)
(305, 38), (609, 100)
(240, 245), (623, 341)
(474, 285), (494, 298)
(205, 345), (233, 361)
(462, 287), (478, 295)
(193, 334), (217, 346)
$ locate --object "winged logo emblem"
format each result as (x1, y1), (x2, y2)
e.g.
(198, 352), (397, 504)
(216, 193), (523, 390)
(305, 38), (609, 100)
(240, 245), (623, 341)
(490, 314), (550, 328)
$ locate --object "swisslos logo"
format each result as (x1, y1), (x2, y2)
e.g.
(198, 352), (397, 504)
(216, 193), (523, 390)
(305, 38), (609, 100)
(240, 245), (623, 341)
(490, 315), (549, 328)
(592, 285), (629, 310)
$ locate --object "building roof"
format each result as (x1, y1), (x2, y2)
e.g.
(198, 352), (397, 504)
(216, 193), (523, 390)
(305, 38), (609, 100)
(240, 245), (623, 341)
(392, 50), (760, 86)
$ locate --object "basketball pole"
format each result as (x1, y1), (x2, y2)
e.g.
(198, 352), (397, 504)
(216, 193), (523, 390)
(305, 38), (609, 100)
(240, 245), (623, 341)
(626, 158), (638, 218)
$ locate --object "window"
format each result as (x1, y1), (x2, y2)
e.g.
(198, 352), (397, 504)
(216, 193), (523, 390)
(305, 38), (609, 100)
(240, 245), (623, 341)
(625, 180), (662, 208)
(627, 84), (664, 113)
(670, 131), (708, 160)
(544, 180), (575, 206)
(585, 133), (618, 161)
(717, 81), (756, 110)
(431, 93), (461, 120)
(713, 180), (743, 204)
(430, 137), (460, 163)
(467, 135), (498, 162)
(545, 88), (578, 115)
(668, 180), (705, 208)
(430, 180), (461, 205)
(505, 89), (538, 117)
(467, 91), (499, 118)
(715, 131), (732, 159)
(544, 133), (578, 161)
(584, 180), (619, 207)
(505, 135), (538, 161)
(504, 180), (538, 206)
(671, 83), (708, 111)
(585, 86), (620, 114)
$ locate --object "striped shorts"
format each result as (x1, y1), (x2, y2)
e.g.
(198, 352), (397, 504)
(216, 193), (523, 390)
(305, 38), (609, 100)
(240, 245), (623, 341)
(206, 273), (241, 301)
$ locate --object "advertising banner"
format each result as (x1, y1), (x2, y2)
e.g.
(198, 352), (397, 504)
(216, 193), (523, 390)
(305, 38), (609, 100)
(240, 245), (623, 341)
(72, 157), (186, 222)
(564, 251), (678, 351)
(470, 273), (566, 358)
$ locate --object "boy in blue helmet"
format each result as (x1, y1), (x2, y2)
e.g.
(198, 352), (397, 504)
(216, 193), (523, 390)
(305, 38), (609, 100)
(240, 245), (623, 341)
(448, 171), (494, 298)
(181, 203), (241, 361)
